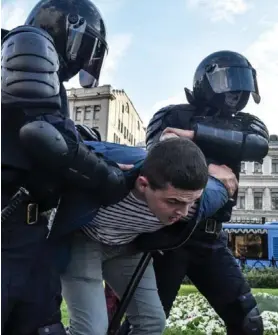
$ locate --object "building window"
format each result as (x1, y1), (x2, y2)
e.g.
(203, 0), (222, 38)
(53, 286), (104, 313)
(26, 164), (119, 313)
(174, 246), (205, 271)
(272, 159), (278, 174)
(75, 107), (82, 121)
(125, 103), (129, 113)
(124, 126), (127, 139)
(237, 195), (245, 209)
(254, 162), (262, 174)
(93, 105), (100, 120)
(254, 192), (263, 210)
(271, 192), (278, 210)
(93, 111), (99, 120)
(84, 106), (91, 120)
(118, 119), (121, 131)
(137, 121), (140, 130)
(113, 133), (121, 144)
(240, 162), (245, 173)
(228, 233), (268, 259)
(120, 122), (123, 133)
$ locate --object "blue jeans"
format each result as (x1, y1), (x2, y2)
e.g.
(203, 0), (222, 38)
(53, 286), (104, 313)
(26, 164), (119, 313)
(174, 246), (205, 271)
(61, 232), (166, 335)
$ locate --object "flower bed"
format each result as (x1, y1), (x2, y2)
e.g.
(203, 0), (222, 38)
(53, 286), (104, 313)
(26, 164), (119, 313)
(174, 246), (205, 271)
(165, 293), (278, 335)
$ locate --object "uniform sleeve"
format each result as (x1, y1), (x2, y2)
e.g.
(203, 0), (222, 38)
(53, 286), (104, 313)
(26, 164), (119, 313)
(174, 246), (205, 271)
(84, 141), (147, 164)
(197, 177), (229, 221)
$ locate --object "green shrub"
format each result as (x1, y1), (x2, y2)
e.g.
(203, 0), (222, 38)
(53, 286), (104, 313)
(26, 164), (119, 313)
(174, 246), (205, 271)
(182, 268), (278, 288)
(245, 268), (278, 288)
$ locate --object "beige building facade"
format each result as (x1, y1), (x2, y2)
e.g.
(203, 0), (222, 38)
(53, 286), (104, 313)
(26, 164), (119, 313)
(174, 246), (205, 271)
(231, 135), (278, 223)
(67, 85), (146, 146)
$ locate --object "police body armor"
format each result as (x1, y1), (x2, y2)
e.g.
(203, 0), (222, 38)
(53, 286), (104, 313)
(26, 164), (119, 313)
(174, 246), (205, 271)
(1, 26), (127, 218)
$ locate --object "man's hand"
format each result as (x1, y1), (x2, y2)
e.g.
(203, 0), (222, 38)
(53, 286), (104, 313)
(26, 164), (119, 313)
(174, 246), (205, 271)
(208, 164), (238, 197)
(160, 127), (195, 141)
(117, 163), (134, 171)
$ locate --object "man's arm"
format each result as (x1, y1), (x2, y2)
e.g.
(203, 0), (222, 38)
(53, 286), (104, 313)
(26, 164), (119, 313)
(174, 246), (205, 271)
(197, 177), (228, 221)
(84, 141), (147, 164)
(197, 164), (238, 221)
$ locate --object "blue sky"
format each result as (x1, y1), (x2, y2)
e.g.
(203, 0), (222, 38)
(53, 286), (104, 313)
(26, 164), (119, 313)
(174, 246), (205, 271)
(2, 0), (278, 134)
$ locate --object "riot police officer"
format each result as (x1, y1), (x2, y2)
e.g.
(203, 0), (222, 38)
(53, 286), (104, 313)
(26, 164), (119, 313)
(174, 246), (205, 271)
(145, 51), (268, 335)
(1, 0), (127, 334)
(117, 51), (268, 335)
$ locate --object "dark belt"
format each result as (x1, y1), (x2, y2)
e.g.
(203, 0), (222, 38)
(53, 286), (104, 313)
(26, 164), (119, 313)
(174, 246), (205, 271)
(199, 218), (222, 237)
(2, 187), (42, 225)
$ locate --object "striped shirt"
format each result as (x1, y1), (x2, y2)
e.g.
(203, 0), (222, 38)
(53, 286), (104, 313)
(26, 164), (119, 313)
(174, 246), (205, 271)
(82, 191), (199, 245)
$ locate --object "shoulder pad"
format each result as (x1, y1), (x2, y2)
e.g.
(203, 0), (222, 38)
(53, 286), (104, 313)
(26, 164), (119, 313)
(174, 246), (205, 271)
(1, 25), (60, 110)
(146, 103), (197, 150)
(236, 112), (269, 141)
(76, 124), (102, 141)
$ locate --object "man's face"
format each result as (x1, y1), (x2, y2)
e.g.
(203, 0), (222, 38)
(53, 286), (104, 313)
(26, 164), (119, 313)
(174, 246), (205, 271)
(137, 176), (203, 225)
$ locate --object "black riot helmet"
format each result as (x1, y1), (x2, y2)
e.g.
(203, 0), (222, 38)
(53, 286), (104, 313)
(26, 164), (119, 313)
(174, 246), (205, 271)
(191, 50), (260, 114)
(1, 28), (9, 40)
(25, 0), (108, 88)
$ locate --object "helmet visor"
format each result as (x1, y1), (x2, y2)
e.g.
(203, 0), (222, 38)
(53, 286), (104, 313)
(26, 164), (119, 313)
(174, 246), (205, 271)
(206, 66), (260, 104)
(66, 14), (108, 88)
(79, 36), (107, 88)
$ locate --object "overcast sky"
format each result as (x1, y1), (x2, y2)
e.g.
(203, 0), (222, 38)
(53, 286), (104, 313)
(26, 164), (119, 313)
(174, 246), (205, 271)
(2, 0), (278, 134)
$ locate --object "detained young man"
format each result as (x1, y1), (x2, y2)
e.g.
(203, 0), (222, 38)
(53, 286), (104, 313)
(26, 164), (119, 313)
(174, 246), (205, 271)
(61, 137), (237, 335)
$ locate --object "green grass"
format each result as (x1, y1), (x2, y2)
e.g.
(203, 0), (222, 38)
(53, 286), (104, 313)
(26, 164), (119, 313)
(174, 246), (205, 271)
(61, 285), (278, 326)
(178, 285), (278, 297)
(252, 288), (278, 296)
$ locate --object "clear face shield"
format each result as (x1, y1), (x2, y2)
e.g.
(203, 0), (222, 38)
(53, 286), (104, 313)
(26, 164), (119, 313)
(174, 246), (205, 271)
(205, 65), (261, 104)
(66, 14), (108, 88)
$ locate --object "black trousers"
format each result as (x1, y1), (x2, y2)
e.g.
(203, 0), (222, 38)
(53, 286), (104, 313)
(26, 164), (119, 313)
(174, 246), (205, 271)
(153, 243), (257, 334)
(1, 198), (64, 335)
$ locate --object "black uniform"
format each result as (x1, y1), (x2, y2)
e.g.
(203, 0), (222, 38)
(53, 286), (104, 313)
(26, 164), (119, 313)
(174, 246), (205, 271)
(1, 1), (127, 334)
(147, 51), (268, 335)
(120, 51), (269, 335)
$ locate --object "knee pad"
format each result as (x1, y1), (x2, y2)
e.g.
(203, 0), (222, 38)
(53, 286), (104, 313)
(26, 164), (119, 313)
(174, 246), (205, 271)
(38, 322), (67, 335)
(241, 305), (263, 335)
(225, 292), (264, 335)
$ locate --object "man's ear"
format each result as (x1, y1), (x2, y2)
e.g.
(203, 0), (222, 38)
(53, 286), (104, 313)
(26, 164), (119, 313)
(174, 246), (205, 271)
(136, 176), (150, 192)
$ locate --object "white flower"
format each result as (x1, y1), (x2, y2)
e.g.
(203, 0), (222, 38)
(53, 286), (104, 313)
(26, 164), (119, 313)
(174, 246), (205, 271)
(166, 292), (278, 335)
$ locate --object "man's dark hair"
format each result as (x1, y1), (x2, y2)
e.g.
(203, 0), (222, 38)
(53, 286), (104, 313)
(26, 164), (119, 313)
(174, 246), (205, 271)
(140, 137), (208, 191)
